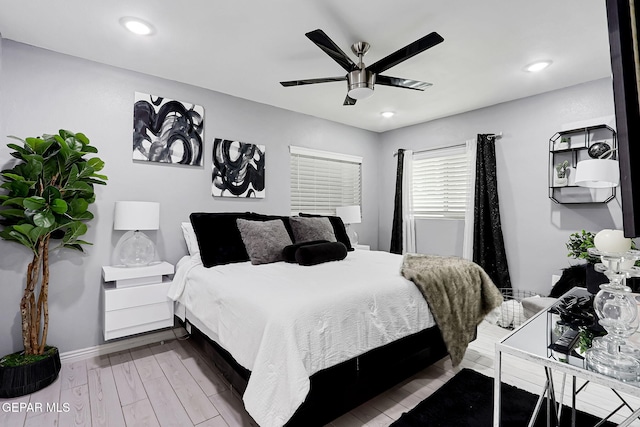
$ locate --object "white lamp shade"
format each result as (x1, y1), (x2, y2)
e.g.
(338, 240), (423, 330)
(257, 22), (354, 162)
(336, 205), (361, 224)
(114, 201), (160, 230)
(574, 159), (620, 188)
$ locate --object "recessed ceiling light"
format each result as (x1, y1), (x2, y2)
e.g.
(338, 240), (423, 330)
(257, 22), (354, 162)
(119, 17), (155, 36)
(381, 111), (395, 118)
(524, 60), (552, 73)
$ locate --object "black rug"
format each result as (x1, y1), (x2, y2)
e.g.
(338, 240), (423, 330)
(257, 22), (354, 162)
(391, 369), (615, 427)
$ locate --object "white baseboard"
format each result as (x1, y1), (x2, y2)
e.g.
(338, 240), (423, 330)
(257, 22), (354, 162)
(59, 328), (183, 363)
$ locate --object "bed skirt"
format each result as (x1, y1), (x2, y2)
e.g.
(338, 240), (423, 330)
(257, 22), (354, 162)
(180, 317), (448, 426)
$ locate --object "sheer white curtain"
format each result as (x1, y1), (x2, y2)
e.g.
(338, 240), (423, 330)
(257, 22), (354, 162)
(462, 139), (477, 260)
(402, 150), (416, 254)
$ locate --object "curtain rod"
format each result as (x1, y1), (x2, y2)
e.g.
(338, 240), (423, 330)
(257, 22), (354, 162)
(393, 132), (502, 157)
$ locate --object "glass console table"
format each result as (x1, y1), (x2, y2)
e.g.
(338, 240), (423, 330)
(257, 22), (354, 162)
(494, 287), (640, 426)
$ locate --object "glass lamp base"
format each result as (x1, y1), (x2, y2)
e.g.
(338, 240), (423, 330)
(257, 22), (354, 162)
(119, 230), (156, 267)
(586, 337), (640, 382)
(346, 224), (358, 246)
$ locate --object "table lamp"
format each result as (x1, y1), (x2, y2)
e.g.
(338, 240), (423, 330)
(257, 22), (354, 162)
(113, 201), (160, 267)
(336, 205), (361, 246)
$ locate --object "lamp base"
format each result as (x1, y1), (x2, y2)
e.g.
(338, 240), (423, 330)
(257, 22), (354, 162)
(346, 224), (358, 246)
(118, 230), (156, 267)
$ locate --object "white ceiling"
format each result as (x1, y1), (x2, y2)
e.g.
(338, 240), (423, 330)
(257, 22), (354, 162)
(0, 0), (612, 133)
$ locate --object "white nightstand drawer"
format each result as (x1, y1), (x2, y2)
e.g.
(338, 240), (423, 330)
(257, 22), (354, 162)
(104, 278), (171, 311)
(104, 301), (173, 333)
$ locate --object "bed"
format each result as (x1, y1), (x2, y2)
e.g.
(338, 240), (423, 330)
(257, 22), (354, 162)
(167, 212), (457, 426)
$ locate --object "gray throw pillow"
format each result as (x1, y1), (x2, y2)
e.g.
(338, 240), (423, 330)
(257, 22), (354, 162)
(236, 219), (292, 265)
(289, 216), (337, 243)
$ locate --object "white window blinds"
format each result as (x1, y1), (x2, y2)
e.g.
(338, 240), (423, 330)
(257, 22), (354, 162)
(412, 145), (471, 219)
(290, 146), (362, 215)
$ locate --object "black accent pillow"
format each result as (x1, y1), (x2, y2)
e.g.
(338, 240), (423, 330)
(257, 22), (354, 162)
(298, 213), (354, 251)
(282, 240), (330, 263)
(190, 212), (257, 267)
(295, 242), (348, 266)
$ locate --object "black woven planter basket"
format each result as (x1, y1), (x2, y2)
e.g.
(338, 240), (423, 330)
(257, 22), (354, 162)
(0, 347), (61, 398)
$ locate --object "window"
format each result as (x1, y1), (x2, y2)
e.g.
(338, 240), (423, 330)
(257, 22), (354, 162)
(412, 145), (471, 219)
(290, 146), (362, 215)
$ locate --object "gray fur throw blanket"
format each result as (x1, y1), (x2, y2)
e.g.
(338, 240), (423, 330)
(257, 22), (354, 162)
(401, 254), (504, 366)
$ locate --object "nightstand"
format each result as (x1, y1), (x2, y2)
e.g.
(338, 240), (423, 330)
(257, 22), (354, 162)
(101, 262), (175, 340)
(353, 244), (370, 250)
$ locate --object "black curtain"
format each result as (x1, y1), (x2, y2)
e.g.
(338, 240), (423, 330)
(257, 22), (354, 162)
(473, 135), (512, 288)
(390, 149), (405, 254)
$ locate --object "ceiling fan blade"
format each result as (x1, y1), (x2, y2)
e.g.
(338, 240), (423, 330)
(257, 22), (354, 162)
(343, 95), (357, 106)
(306, 29), (358, 72)
(376, 75), (432, 91)
(280, 76), (346, 87)
(367, 32), (444, 74)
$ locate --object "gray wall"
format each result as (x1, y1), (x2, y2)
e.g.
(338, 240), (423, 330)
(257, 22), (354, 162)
(0, 40), (380, 356)
(378, 78), (621, 295)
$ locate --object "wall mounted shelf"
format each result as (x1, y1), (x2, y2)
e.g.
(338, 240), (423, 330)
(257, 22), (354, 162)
(548, 124), (616, 204)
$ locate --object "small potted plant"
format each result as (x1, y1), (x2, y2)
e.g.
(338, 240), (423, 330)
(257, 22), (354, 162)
(0, 130), (107, 397)
(554, 160), (569, 187)
(555, 136), (570, 150)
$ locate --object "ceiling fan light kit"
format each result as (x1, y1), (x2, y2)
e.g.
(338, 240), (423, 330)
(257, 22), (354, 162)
(281, 29), (444, 105)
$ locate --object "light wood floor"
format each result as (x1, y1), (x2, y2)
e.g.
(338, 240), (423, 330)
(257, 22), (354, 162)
(2, 321), (640, 426)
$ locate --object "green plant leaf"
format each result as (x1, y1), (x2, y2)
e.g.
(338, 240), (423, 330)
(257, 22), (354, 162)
(64, 181), (92, 192)
(43, 186), (61, 204)
(82, 145), (98, 154)
(75, 133), (89, 144)
(87, 158), (105, 172)
(69, 198), (88, 215)
(62, 243), (84, 252)
(8, 230), (34, 250)
(66, 164), (79, 186)
(2, 197), (24, 207)
(29, 226), (49, 241)
(0, 209), (26, 219)
(12, 224), (34, 237)
(50, 199), (68, 214)
(63, 222), (88, 244)
(33, 210), (55, 228)
(9, 181), (30, 197)
(23, 196), (46, 211)
(24, 137), (41, 151)
(1, 172), (25, 181)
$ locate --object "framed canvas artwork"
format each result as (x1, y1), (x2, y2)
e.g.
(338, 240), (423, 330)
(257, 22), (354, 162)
(212, 138), (265, 198)
(132, 92), (204, 166)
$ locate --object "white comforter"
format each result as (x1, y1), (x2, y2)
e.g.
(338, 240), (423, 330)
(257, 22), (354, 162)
(168, 250), (435, 427)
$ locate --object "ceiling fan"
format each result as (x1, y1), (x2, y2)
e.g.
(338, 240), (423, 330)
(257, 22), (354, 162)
(280, 29), (444, 106)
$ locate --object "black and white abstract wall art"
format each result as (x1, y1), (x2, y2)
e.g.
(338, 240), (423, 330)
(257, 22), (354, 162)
(133, 92), (204, 166)
(212, 138), (266, 198)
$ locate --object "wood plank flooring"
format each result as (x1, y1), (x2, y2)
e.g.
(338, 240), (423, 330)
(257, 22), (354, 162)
(1, 321), (640, 426)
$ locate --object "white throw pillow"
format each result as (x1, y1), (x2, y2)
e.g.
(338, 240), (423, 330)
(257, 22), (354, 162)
(181, 222), (200, 257)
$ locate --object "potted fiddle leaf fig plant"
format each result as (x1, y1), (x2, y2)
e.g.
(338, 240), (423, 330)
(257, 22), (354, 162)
(0, 130), (107, 398)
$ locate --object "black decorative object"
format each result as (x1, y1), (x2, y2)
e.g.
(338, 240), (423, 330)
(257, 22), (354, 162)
(0, 347), (61, 398)
(133, 92), (204, 166)
(472, 134), (512, 288)
(588, 141), (612, 159)
(212, 138), (265, 198)
(390, 149), (405, 255)
(391, 369), (615, 427)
